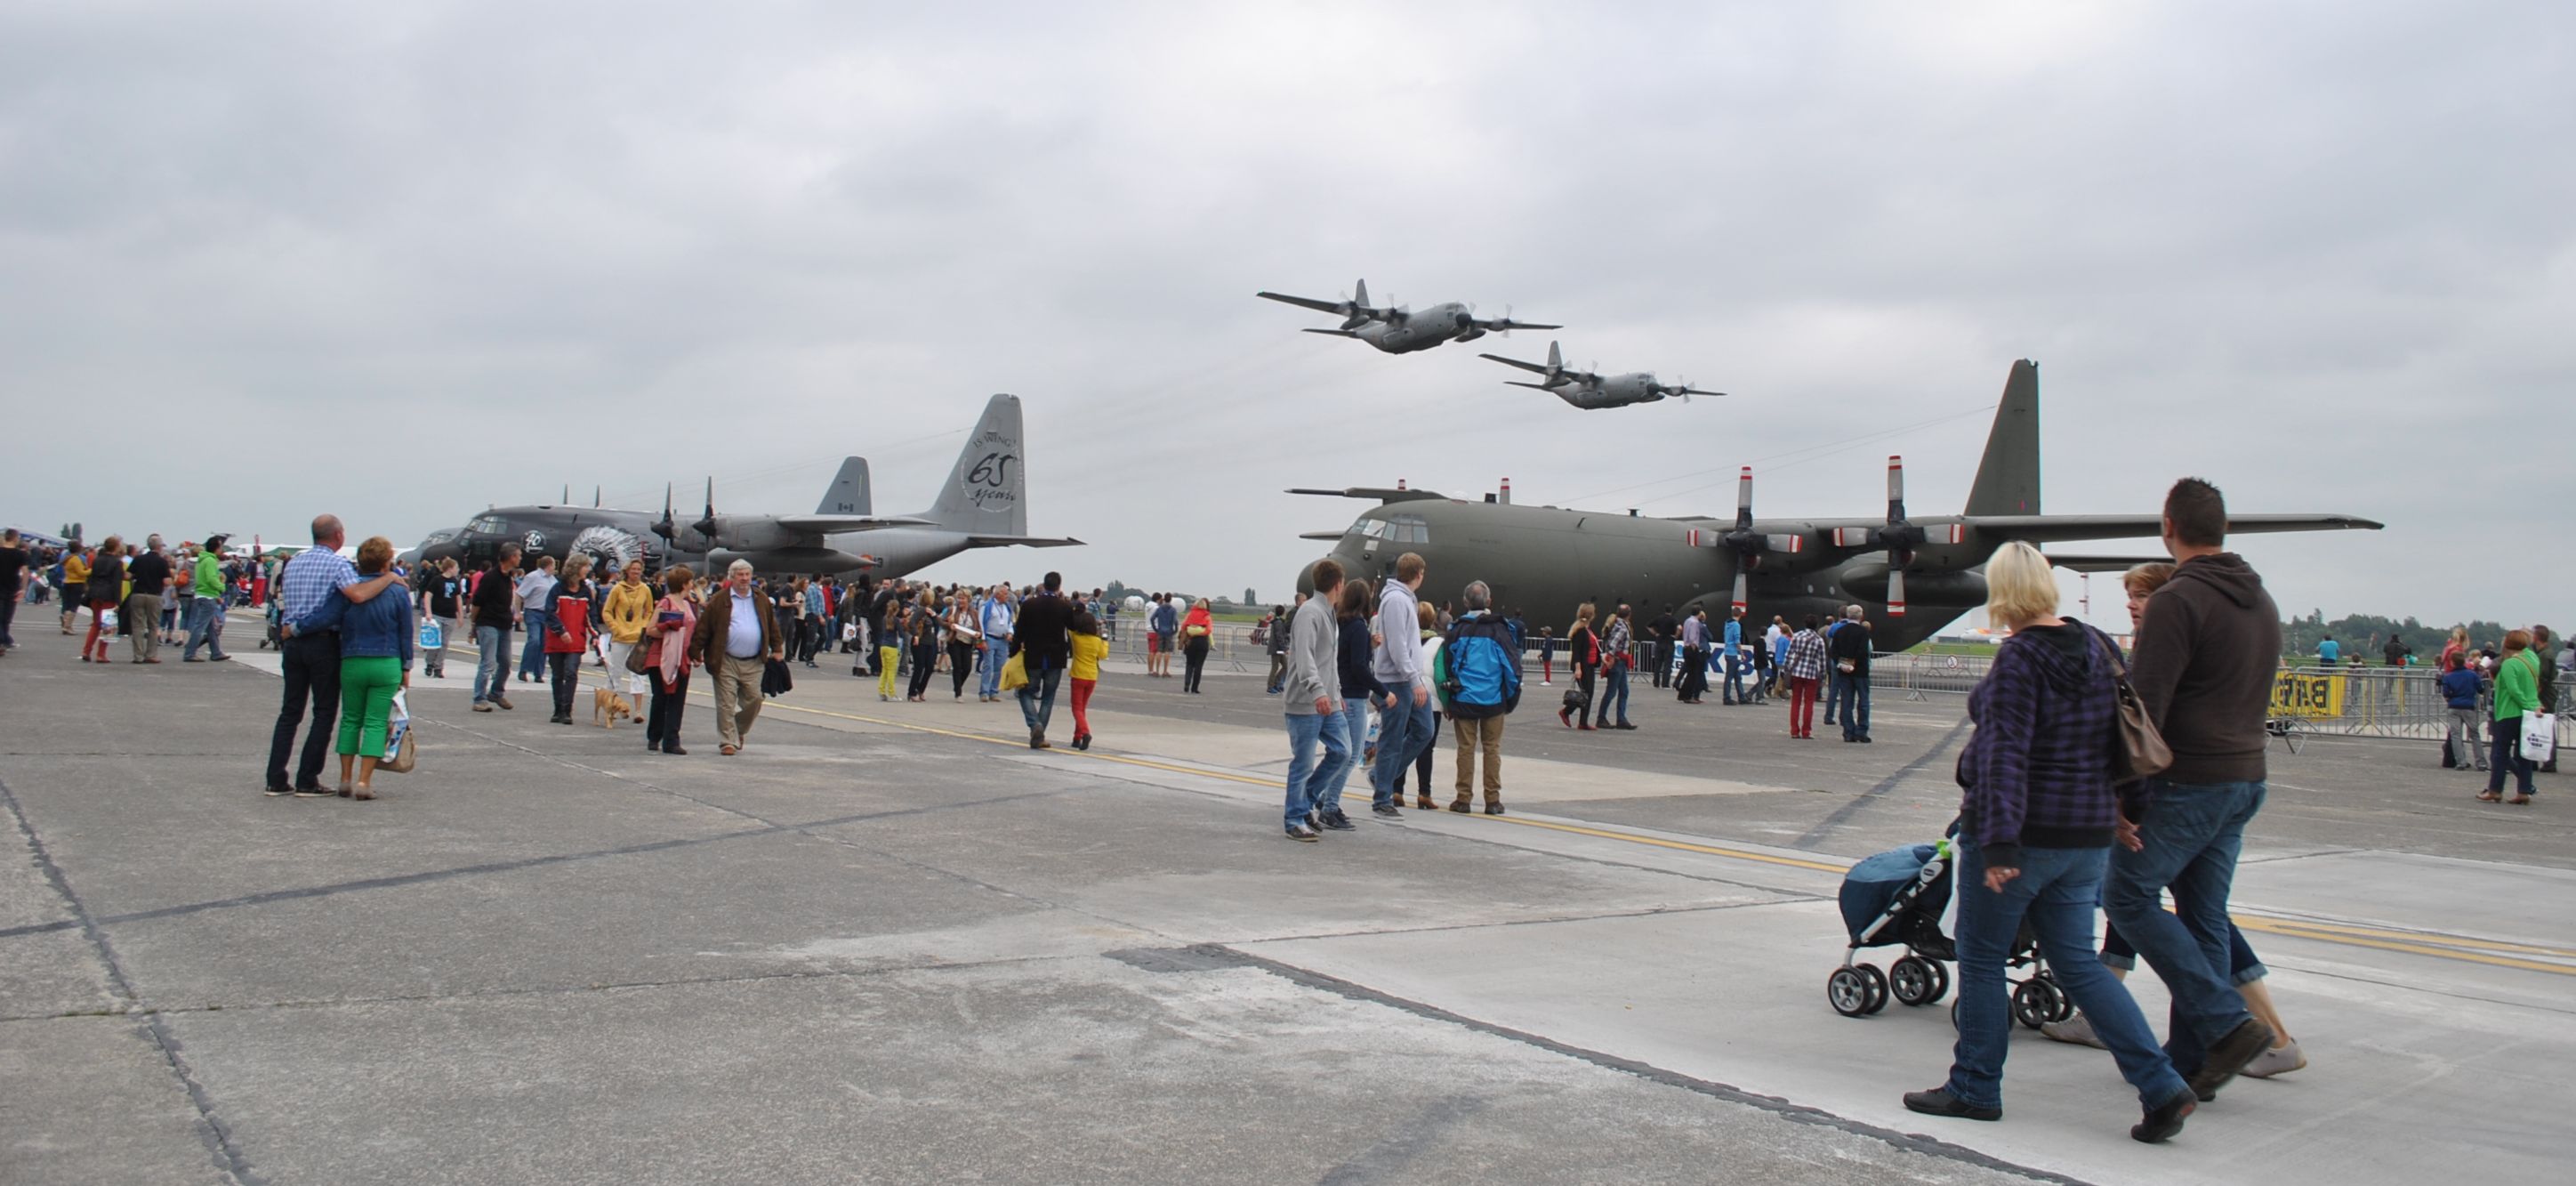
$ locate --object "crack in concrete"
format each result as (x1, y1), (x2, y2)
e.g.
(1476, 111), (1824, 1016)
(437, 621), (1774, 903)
(0, 771), (263, 1185)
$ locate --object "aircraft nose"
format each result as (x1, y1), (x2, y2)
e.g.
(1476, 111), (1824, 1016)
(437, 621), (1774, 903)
(1294, 557), (1331, 600)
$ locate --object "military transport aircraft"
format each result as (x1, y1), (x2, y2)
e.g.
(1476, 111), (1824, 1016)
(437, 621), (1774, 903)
(1256, 278), (1559, 354)
(416, 393), (1079, 578)
(1478, 341), (1724, 409)
(1290, 359), (2380, 651)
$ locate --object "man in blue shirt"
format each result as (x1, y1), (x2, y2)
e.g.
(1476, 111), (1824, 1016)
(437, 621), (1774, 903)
(267, 516), (401, 795)
(978, 585), (1016, 701)
(1721, 607), (1750, 705)
(2315, 635), (2339, 666)
(1149, 593), (1180, 679)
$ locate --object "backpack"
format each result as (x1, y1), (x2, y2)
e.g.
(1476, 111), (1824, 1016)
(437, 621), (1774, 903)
(1439, 614), (1522, 718)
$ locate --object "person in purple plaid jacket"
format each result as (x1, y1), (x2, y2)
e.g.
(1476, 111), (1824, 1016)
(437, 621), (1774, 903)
(1904, 541), (2198, 1144)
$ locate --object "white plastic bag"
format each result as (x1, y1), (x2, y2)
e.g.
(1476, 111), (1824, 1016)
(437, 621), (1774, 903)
(384, 692), (410, 753)
(99, 608), (118, 632)
(2521, 714), (2556, 764)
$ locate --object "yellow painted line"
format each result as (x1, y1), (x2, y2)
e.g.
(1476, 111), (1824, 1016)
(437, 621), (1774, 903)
(644, 674), (2573, 975)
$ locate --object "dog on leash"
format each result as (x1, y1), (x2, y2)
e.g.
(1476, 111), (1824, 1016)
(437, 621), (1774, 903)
(592, 687), (634, 729)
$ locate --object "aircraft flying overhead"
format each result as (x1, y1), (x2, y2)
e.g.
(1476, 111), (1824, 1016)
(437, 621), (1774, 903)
(1256, 278), (1559, 354)
(415, 394), (1080, 579)
(1291, 360), (2381, 651)
(1479, 341), (1724, 409)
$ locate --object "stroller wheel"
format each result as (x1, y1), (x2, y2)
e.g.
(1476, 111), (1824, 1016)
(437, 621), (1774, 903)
(2012, 977), (2066, 1030)
(1856, 964), (1890, 1014)
(1890, 956), (1944, 1006)
(1827, 967), (1876, 1018)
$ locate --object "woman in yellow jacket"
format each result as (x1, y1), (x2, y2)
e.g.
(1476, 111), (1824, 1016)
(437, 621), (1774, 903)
(600, 560), (656, 722)
(1069, 608), (1108, 751)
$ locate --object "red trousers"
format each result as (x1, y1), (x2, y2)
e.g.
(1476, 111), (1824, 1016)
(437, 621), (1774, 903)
(1070, 677), (1095, 738)
(1789, 676), (1819, 737)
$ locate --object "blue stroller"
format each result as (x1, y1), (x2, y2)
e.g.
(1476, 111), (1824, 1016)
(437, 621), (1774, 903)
(1826, 838), (2069, 1026)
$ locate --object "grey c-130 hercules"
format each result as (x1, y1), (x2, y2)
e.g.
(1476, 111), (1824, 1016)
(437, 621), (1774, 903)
(416, 393), (1079, 579)
(1256, 278), (1559, 354)
(1292, 360), (2382, 651)
(1479, 340), (1725, 409)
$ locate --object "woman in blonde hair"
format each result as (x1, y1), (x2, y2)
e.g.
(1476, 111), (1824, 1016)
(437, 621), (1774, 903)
(1560, 602), (1599, 730)
(1904, 541), (2197, 1142)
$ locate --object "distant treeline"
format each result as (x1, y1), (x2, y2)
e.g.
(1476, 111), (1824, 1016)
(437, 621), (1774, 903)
(2282, 609), (2527, 662)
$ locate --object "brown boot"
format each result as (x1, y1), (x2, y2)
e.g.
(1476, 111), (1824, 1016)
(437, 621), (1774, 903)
(1417, 795), (1437, 811)
(1448, 798), (1473, 813)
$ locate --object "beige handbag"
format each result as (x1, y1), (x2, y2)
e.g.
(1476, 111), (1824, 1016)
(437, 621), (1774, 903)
(2097, 634), (2171, 783)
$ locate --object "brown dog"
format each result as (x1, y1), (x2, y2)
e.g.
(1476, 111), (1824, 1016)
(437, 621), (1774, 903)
(592, 686), (633, 729)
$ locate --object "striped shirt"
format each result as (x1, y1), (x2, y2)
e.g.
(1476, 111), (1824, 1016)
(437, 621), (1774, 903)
(278, 548), (361, 628)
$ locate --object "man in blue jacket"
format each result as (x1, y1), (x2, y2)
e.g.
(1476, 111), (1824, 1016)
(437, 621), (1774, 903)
(2442, 654), (2487, 770)
(1442, 580), (1522, 815)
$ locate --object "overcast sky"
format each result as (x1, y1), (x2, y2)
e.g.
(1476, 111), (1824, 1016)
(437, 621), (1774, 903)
(4, 2), (2569, 631)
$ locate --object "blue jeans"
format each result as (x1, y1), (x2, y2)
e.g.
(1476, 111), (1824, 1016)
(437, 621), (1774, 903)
(1319, 698), (1373, 816)
(2104, 779), (2262, 1077)
(476, 625), (511, 704)
(183, 596), (225, 659)
(1284, 710), (1351, 827)
(1593, 663), (1631, 726)
(2488, 715), (2538, 796)
(1945, 836), (2189, 1110)
(980, 639), (1010, 697)
(1722, 652), (1747, 703)
(1018, 661), (1064, 735)
(1372, 694), (1435, 808)
(519, 611), (551, 679)
(1833, 674), (1872, 738)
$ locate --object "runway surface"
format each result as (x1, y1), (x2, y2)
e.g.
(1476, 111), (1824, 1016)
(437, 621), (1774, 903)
(3, 614), (2569, 1183)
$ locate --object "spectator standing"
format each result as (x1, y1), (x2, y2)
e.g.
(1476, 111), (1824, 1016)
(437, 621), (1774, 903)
(2532, 625), (2558, 774)
(1828, 607), (1874, 742)
(290, 537), (414, 801)
(267, 516), (402, 795)
(1444, 579), (1521, 814)
(1150, 593), (1179, 678)
(1179, 598), (1215, 693)
(2481, 630), (2544, 803)
(641, 566), (699, 754)
(76, 537), (125, 664)
(1903, 542), (2196, 1142)
(2443, 652), (2489, 771)
(543, 556), (596, 724)
(1327, 578), (1393, 812)
(2315, 634), (2339, 666)
(1675, 607), (1711, 705)
(1068, 609), (1107, 750)
(1014, 573), (1076, 747)
(125, 539), (172, 664)
(978, 585), (1016, 701)
(0, 528), (26, 652)
(514, 557), (558, 684)
(906, 595), (943, 702)
(1264, 604), (1292, 694)
(1368, 553), (1435, 814)
(182, 536), (231, 661)
(1536, 625), (1556, 686)
(945, 592), (980, 699)
(1721, 606), (1752, 705)
(59, 545), (88, 636)
(1280, 561), (1348, 840)
(1783, 616), (1827, 738)
(1647, 606), (1678, 690)
(2106, 478), (2281, 1101)
(469, 545), (522, 712)
(1593, 603), (1635, 730)
(688, 560), (781, 755)
(600, 561), (653, 719)
(1561, 602), (1600, 730)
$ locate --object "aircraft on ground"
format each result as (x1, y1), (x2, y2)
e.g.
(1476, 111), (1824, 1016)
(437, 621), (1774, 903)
(1477, 341), (1723, 409)
(1255, 278), (1559, 354)
(415, 393), (1079, 579)
(1290, 359), (2380, 651)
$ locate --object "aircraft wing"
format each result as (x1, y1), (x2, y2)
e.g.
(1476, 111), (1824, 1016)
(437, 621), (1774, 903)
(1300, 327), (1363, 338)
(1286, 486), (1447, 504)
(962, 534), (1084, 548)
(1257, 291), (1348, 315)
(1478, 351), (1550, 375)
(2041, 554), (2174, 573)
(1475, 317), (1562, 332)
(770, 514), (937, 535)
(1971, 513), (2384, 545)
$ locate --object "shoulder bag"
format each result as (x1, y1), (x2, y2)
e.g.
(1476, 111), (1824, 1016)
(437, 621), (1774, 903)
(2094, 632), (2172, 782)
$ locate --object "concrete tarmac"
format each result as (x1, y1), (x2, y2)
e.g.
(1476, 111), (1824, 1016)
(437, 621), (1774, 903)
(3, 617), (2570, 1184)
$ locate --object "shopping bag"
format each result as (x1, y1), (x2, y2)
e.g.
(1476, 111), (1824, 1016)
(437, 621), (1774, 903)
(100, 609), (118, 632)
(2521, 714), (2557, 764)
(999, 651), (1028, 692)
(379, 692), (417, 774)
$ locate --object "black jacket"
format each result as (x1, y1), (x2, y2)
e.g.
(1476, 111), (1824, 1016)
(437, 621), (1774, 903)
(471, 566), (518, 630)
(1012, 592), (1074, 670)
(1829, 620), (1872, 674)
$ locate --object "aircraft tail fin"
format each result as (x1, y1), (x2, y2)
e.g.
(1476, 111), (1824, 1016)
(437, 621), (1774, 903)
(817, 457), (871, 515)
(922, 394), (1026, 536)
(1965, 359), (2041, 516)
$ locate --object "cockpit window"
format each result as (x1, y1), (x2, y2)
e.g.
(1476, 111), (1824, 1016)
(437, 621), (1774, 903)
(1350, 514), (1429, 544)
(468, 515), (507, 534)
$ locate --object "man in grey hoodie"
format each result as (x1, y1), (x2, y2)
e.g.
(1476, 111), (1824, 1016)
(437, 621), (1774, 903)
(1369, 553), (1433, 817)
(1281, 561), (1348, 842)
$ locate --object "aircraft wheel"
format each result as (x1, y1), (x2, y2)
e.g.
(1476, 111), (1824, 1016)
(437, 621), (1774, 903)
(1828, 968), (1877, 1018)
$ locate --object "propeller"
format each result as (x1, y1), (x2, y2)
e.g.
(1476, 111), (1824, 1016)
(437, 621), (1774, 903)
(592, 485), (601, 509)
(1339, 278), (1371, 330)
(1717, 466), (1807, 612)
(691, 478), (719, 543)
(651, 483), (677, 543)
(1654, 376), (1727, 404)
(1833, 456), (1931, 618)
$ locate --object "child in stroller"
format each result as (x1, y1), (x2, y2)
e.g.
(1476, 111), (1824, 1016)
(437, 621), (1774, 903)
(1828, 839), (2071, 1026)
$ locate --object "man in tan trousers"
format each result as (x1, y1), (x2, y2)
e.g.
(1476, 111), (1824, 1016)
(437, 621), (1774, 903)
(688, 560), (783, 755)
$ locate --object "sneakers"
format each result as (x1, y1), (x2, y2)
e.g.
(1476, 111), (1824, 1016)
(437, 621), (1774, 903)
(263, 785), (292, 797)
(291, 785), (334, 798)
(1483, 803), (1506, 815)
(1319, 811), (1356, 832)
(1901, 1087), (2000, 1122)
(2133, 1086), (2195, 1143)
(1285, 823), (1320, 843)
(2186, 1019), (2277, 1099)
(2240, 1039), (2306, 1078)
(471, 702), (495, 713)
(1371, 803), (1402, 818)
(2040, 1013), (2107, 1050)
(493, 696), (514, 711)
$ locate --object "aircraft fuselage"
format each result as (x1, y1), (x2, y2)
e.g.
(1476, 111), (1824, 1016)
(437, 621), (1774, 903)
(423, 507), (979, 583)
(1357, 302), (1483, 353)
(1547, 373), (1668, 410)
